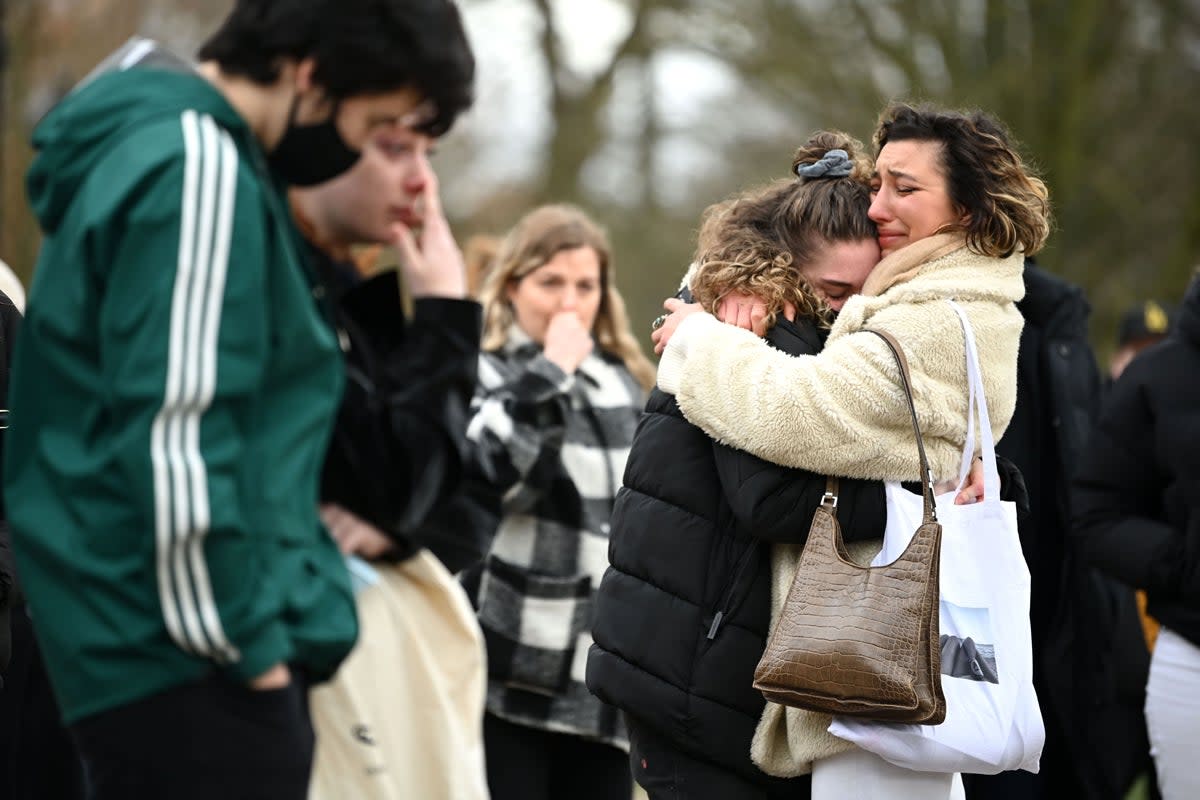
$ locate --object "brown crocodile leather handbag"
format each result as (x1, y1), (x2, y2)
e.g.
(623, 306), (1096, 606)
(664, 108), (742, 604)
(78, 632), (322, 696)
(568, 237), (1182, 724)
(752, 329), (946, 724)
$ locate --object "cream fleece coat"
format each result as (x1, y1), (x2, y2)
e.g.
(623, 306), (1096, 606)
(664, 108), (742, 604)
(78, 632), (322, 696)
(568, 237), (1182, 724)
(656, 233), (1024, 482)
(656, 233), (1026, 775)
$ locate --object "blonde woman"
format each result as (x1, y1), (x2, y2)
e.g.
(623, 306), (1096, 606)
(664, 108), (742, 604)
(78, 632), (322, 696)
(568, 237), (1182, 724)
(464, 204), (653, 800)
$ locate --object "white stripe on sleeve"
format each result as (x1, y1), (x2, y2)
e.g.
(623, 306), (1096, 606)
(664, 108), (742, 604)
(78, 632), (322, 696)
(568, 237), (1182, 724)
(151, 109), (241, 664)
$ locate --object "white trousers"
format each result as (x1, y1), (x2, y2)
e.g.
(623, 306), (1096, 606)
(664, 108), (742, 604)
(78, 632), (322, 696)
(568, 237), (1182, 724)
(812, 748), (965, 800)
(1145, 627), (1200, 800)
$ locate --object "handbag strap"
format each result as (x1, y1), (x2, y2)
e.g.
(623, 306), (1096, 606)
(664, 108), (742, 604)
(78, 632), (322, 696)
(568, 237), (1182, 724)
(822, 475), (839, 516)
(864, 329), (938, 524)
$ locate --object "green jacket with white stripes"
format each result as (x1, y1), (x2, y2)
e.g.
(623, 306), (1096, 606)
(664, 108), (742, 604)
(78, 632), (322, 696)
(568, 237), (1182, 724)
(6, 57), (356, 723)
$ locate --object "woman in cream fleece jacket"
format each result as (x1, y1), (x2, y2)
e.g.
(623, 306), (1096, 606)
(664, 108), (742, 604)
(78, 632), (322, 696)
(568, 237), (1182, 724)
(655, 102), (1051, 484)
(652, 102), (1053, 799)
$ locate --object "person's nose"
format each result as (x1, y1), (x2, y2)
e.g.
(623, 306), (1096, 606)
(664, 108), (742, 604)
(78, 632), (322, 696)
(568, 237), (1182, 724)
(404, 151), (432, 196)
(559, 286), (580, 311)
(867, 191), (890, 224)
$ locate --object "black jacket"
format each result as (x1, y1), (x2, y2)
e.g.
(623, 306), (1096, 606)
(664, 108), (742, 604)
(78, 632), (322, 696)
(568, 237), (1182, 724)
(1073, 274), (1200, 645)
(0, 289), (21, 678)
(312, 250), (494, 573)
(586, 316), (886, 783)
(977, 262), (1149, 800)
(998, 262), (1102, 629)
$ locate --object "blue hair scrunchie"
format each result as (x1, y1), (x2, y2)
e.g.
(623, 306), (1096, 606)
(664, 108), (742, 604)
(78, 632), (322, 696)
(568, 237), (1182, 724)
(795, 149), (853, 179)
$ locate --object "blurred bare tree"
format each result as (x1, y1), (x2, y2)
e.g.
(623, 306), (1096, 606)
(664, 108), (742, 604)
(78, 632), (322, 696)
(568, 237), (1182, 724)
(1, 0), (230, 279)
(684, 0), (1200, 351)
(455, 0), (1200, 355)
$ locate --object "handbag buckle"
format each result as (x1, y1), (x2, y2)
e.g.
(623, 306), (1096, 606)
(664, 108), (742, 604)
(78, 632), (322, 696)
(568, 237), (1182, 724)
(821, 490), (838, 509)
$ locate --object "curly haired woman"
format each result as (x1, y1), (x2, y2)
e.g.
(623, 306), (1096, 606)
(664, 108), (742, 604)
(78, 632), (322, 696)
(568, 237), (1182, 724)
(644, 103), (1052, 799)
(587, 131), (893, 799)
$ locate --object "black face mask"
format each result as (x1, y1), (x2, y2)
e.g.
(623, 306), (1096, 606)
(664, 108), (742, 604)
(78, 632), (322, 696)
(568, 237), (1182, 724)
(267, 97), (362, 187)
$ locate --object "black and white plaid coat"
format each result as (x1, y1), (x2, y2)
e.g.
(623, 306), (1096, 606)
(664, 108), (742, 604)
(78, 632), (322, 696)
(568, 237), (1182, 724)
(462, 326), (644, 750)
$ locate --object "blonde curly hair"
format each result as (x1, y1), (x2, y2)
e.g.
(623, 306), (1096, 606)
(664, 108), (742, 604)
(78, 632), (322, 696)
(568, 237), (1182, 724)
(690, 131), (878, 328)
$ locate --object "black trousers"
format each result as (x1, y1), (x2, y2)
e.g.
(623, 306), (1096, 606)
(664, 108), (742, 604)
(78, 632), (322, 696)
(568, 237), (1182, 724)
(627, 716), (811, 800)
(0, 607), (87, 800)
(70, 672), (313, 800)
(484, 711), (632, 800)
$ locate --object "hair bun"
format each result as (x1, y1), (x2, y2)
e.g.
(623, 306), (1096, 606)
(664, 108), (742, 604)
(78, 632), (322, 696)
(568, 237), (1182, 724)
(795, 149), (853, 179)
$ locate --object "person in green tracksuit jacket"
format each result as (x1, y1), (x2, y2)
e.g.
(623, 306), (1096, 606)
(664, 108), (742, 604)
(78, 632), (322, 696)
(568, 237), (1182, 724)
(2, 2), (474, 798)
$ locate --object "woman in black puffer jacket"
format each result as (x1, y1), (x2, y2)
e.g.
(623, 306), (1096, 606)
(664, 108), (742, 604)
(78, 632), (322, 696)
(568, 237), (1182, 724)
(587, 133), (887, 799)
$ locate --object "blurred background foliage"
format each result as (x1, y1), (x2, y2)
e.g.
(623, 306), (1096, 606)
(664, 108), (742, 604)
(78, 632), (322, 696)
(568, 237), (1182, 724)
(3, 0), (1198, 363)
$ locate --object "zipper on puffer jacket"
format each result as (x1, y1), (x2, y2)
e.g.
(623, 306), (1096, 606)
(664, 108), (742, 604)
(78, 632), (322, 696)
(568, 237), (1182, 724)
(707, 539), (760, 640)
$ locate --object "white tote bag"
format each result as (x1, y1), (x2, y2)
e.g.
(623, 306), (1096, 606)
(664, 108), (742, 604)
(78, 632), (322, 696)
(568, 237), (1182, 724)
(829, 301), (1044, 775)
(309, 551), (490, 800)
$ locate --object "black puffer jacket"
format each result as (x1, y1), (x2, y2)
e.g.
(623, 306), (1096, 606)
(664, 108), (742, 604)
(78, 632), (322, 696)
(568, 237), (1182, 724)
(1073, 274), (1200, 647)
(997, 262), (1102, 639)
(586, 315), (885, 782)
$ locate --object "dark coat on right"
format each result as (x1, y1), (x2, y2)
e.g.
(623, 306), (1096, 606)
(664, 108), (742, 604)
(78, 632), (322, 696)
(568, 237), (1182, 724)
(968, 262), (1150, 800)
(1073, 273), (1200, 643)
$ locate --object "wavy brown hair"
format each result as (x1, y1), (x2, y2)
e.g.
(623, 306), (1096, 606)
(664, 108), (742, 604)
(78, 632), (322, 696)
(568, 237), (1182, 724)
(874, 102), (1052, 257)
(479, 204), (655, 391)
(691, 131), (877, 327)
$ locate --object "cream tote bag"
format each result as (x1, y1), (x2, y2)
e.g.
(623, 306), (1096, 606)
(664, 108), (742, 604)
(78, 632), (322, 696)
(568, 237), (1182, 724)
(309, 551), (490, 800)
(829, 301), (1045, 774)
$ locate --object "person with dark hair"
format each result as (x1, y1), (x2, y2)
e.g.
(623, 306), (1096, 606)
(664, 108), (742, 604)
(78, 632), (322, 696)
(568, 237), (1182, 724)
(1109, 298), (1174, 665)
(586, 132), (887, 800)
(1072, 272), (1200, 800)
(196, 0), (473, 141)
(290, 113), (485, 570)
(287, 86), (490, 798)
(650, 102), (1051, 797)
(3, 2), (474, 798)
(1110, 300), (1173, 382)
(962, 259), (1154, 800)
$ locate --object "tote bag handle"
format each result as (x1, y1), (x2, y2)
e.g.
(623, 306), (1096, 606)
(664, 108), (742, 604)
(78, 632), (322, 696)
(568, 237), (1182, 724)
(947, 300), (1002, 502)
